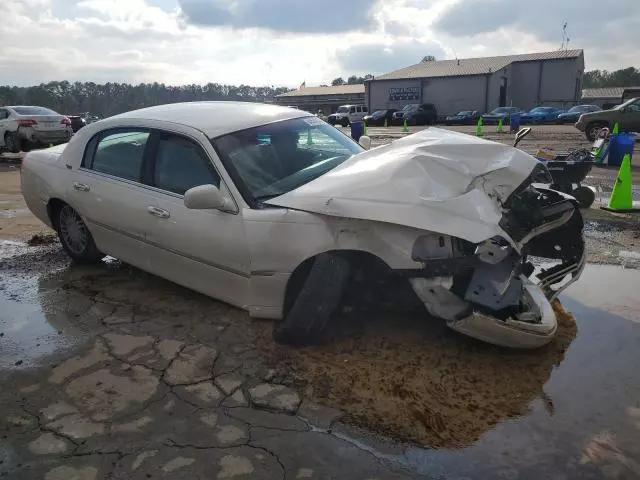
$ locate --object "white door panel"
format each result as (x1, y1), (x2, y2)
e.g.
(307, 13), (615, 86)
(142, 190), (250, 307)
(67, 170), (151, 269)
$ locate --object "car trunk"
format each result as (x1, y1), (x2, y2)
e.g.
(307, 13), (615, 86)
(27, 115), (66, 132)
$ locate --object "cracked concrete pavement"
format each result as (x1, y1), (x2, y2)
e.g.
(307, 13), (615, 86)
(1, 245), (415, 480)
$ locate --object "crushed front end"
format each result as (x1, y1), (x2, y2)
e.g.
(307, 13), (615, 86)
(407, 167), (585, 348)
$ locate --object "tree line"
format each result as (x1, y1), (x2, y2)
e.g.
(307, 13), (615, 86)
(582, 67), (640, 89)
(0, 81), (291, 117)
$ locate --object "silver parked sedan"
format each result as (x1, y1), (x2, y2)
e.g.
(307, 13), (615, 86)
(0, 105), (73, 152)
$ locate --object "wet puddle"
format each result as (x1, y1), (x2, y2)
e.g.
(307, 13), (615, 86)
(0, 241), (639, 478)
(0, 242), (86, 369)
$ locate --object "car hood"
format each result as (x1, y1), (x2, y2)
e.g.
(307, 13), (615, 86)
(266, 128), (540, 244)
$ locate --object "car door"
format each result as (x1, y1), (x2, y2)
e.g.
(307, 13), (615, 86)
(621, 100), (640, 131)
(67, 128), (154, 270)
(140, 129), (251, 308)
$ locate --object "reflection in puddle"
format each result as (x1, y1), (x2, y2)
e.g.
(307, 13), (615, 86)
(1, 241), (639, 478)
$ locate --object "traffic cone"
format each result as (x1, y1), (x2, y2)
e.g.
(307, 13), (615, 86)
(612, 123), (619, 135)
(402, 119), (409, 133)
(497, 118), (504, 133)
(307, 129), (313, 145)
(602, 154), (639, 212)
(476, 116), (483, 137)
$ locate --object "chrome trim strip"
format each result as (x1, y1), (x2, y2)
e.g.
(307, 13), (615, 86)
(77, 168), (239, 214)
(78, 168), (183, 198)
(88, 219), (250, 278)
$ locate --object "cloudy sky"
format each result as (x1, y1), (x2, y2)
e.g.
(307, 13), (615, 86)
(1, 0), (638, 87)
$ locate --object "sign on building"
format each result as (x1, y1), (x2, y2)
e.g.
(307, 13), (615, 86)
(389, 87), (420, 102)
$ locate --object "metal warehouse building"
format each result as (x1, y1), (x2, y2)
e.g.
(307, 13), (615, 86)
(581, 86), (640, 110)
(366, 49), (585, 116)
(274, 84), (365, 114)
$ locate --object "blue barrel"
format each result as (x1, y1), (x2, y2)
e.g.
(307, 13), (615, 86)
(350, 121), (364, 142)
(509, 113), (521, 131)
(608, 133), (635, 166)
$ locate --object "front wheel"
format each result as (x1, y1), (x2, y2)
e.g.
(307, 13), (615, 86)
(273, 253), (351, 346)
(585, 122), (608, 142)
(56, 204), (104, 263)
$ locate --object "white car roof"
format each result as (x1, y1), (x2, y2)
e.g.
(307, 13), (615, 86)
(111, 101), (313, 138)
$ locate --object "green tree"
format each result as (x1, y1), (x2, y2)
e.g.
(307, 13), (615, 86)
(331, 77), (346, 86)
(422, 55), (436, 62)
(583, 67), (640, 88)
(0, 81), (291, 116)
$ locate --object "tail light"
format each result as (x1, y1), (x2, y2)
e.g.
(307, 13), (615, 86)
(18, 119), (37, 127)
(61, 117), (71, 126)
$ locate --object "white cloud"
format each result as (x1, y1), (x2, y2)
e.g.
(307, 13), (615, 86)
(0, 0), (638, 88)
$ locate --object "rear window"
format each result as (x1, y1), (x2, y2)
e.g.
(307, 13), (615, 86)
(12, 106), (58, 115)
(84, 129), (150, 182)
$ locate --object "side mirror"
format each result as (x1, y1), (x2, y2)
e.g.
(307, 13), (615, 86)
(358, 135), (372, 150)
(184, 184), (230, 210)
(513, 127), (531, 147)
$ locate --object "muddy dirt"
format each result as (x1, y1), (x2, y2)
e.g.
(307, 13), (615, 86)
(254, 302), (577, 449)
(0, 166), (53, 240)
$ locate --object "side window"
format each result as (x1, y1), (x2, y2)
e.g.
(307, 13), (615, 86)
(362, 106), (368, 113)
(87, 130), (150, 182)
(0, 109), (7, 120)
(349, 106), (356, 114)
(152, 133), (220, 195)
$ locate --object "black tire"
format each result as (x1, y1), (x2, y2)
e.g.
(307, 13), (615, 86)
(4, 132), (21, 153)
(341, 118), (349, 127)
(55, 204), (103, 263)
(273, 253), (351, 346)
(21, 140), (32, 153)
(572, 186), (596, 209)
(585, 122), (608, 142)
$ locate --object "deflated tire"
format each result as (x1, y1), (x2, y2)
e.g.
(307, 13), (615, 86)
(273, 253), (351, 346)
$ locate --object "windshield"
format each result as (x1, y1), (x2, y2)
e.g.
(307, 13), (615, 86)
(456, 111), (473, 115)
(336, 106), (349, 113)
(490, 108), (510, 114)
(372, 110), (386, 117)
(614, 98), (639, 110)
(214, 117), (363, 205)
(529, 107), (552, 113)
(402, 104), (419, 111)
(12, 106), (58, 115)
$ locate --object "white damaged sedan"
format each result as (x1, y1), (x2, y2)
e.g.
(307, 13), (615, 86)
(21, 102), (585, 348)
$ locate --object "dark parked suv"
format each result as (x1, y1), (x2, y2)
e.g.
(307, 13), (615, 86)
(392, 103), (438, 126)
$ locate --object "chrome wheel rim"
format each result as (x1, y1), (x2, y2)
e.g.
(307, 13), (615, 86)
(588, 125), (601, 140)
(59, 206), (88, 254)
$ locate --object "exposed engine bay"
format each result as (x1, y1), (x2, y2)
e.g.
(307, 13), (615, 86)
(407, 177), (584, 348)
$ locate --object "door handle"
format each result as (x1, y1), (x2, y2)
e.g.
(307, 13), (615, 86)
(147, 206), (170, 219)
(73, 182), (90, 192)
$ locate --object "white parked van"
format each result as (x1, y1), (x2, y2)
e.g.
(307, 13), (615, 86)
(327, 105), (368, 126)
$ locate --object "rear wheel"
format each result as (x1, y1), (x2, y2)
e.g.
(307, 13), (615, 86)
(4, 132), (21, 153)
(56, 204), (103, 263)
(273, 253), (351, 346)
(341, 118), (349, 127)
